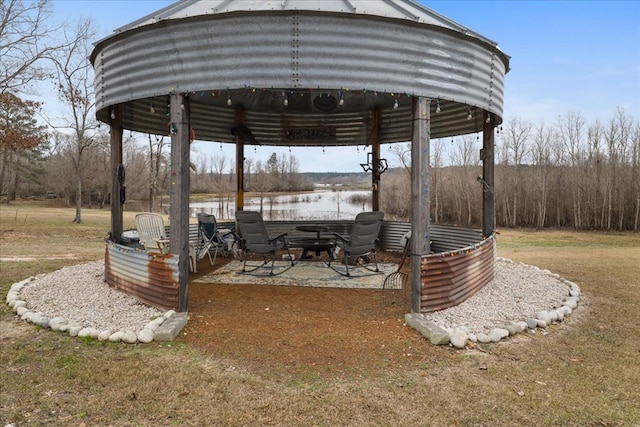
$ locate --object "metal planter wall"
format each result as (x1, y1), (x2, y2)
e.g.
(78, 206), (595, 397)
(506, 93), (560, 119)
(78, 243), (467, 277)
(104, 241), (179, 311)
(420, 234), (496, 313)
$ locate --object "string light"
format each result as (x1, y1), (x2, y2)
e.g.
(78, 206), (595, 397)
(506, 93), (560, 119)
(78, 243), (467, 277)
(467, 106), (473, 120)
(226, 95), (232, 106)
(110, 109), (116, 119)
(393, 98), (399, 109)
(486, 114), (491, 124)
(149, 103), (155, 114)
(436, 99), (441, 113)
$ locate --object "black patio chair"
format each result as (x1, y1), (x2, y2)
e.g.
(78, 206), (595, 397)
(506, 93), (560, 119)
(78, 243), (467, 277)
(327, 211), (384, 277)
(196, 213), (237, 266)
(235, 210), (295, 275)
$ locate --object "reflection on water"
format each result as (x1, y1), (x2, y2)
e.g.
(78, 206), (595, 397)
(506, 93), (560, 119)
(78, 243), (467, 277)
(190, 190), (371, 220)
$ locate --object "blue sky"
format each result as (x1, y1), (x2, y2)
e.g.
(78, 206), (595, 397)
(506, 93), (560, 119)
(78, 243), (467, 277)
(47, 0), (640, 172)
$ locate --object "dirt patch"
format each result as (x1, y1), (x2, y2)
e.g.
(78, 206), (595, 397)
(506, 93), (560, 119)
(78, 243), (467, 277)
(180, 253), (451, 377)
(0, 319), (33, 341)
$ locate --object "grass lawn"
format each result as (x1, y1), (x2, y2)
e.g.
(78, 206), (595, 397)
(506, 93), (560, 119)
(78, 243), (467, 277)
(1, 201), (639, 426)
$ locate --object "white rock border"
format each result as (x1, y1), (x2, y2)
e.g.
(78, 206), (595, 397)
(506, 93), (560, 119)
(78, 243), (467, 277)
(405, 273), (582, 348)
(6, 277), (175, 344)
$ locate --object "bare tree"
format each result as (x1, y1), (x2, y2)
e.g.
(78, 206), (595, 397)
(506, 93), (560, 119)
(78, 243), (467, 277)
(557, 112), (586, 228)
(147, 134), (169, 212)
(0, 0), (69, 94)
(531, 121), (554, 228)
(47, 18), (96, 223)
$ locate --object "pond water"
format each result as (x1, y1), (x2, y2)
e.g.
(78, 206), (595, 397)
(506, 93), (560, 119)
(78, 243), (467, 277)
(190, 190), (371, 221)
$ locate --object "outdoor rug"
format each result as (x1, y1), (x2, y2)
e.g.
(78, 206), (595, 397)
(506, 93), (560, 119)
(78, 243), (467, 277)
(194, 260), (399, 289)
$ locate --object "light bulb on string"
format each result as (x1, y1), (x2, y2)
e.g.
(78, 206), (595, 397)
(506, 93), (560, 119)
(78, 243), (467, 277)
(393, 98), (399, 109)
(486, 114), (491, 124)
(149, 103), (155, 114)
(467, 107), (473, 120)
(436, 99), (441, 113)
(110, 109), (115, 119)
(283, 91), (289, 106)
(227, 95), (232, 106)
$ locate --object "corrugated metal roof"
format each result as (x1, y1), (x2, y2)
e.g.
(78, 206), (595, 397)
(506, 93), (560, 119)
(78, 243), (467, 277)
(112, 0), (497, 47)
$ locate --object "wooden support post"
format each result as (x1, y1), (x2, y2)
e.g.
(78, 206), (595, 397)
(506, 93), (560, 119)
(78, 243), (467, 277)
(482, 111), (495, 238)
(235, 106), (245, 212)
(371, 108), (381, 212)
(109, 103), (124, 243)
(169, 92), (191, 313)
(410, 97), (431, 314)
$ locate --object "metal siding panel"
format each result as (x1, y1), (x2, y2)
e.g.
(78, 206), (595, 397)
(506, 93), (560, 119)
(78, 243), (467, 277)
(93, 12), (508, 143)
(104, 241), (180, 310)
(420, 235), (495, 313)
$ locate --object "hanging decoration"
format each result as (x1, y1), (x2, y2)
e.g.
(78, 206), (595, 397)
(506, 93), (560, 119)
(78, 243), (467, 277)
(360, 152), (388, 179)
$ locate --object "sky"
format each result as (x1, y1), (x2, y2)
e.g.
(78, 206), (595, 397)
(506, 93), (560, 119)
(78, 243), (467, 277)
(41, 0), (640, 172)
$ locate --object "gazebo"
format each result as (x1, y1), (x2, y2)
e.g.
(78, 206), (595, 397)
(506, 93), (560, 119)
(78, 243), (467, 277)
(91, 0), (510, 315)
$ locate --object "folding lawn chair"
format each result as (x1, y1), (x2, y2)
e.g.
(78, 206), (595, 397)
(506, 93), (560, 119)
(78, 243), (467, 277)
(196, 213), (236, 266)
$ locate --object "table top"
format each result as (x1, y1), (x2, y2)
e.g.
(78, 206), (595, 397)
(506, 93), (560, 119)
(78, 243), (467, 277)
(295, 225), (328, 233)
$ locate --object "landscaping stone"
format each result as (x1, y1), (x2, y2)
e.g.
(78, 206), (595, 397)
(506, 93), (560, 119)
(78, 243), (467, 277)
(536, 310), (552, 325)
(563, 299), (577, 309)
(536, 320), (547, 328)
(477, 333), (491, 343)
(450, 329), (468, 348)
(503, 322), (517, 336)
(137, 328), (155, 343)
(526, 319), (538, 329)
(404, 313), (450, 345)
(49, 317), (65, 331)
(154, 312), (189, 342)
(109, 331), (124, 342)
(559, 305), (572, 316)
(98, 330), (112, 341)
(488, 328), (510, 342)
(68, 325), (82, 337)
(515, 321), (528, 333)
(122, 330), (138, 344)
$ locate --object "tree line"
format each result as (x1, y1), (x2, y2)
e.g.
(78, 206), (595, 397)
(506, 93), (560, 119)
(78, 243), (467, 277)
(381, 108), (640, 231)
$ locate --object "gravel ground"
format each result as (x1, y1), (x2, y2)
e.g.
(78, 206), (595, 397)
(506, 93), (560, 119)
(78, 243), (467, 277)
(422, 257), (572, 333)
(18, 261), (163, 332)
(14, 257), (571, 335)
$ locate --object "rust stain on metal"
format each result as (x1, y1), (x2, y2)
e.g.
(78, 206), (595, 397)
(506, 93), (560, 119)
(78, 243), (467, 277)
(104, 242), (179, 311)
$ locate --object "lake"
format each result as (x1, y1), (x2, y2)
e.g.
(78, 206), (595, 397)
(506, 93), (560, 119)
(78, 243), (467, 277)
(190, 189), (371, 221)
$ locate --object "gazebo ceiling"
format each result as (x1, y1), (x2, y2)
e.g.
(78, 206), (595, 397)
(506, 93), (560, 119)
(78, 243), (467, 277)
(91, 0), (510, 146)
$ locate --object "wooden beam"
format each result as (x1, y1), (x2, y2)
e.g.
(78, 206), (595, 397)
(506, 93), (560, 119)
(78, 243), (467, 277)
(169, 93), (191, 313)
(371, 108), (381, 212)
(109, 104), (123, 242)
(410, 97), (431, 313)
(482, 111), (495, 238)
(235, 106), (246, 211)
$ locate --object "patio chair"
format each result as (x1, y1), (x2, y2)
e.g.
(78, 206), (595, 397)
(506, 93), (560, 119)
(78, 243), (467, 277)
(235, 210), (295, 275)
(134, 212), (197, 272)
(196, 213), (237, 266)
(327, 211), (384, 277)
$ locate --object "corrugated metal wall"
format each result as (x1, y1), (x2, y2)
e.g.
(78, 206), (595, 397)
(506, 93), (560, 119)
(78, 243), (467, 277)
(421, 235), (496, 313)
(108, 220), (494, 314)
(104, 240), (179, 311)
(92, 11), (507, 143)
